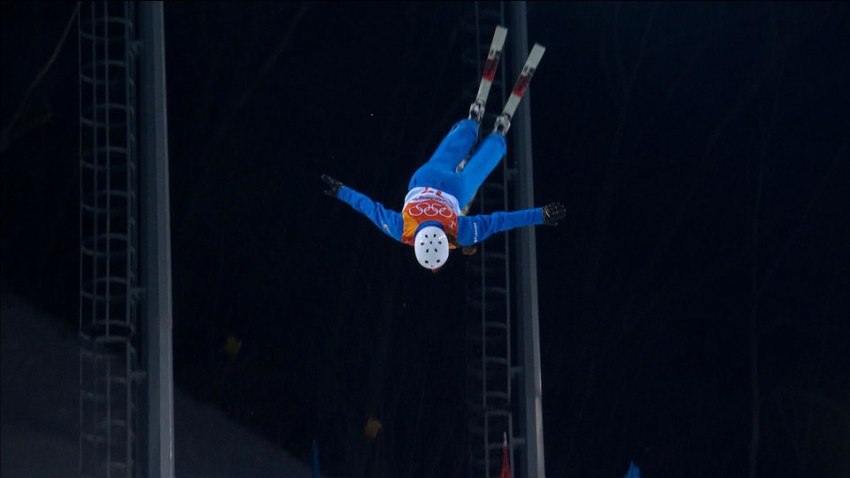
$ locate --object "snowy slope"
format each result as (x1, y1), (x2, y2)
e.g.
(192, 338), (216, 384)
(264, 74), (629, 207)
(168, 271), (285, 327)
(1, 287), (325, 478)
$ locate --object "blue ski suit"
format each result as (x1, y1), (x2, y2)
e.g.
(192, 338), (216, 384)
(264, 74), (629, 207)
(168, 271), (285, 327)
(336, 119), (544, 248)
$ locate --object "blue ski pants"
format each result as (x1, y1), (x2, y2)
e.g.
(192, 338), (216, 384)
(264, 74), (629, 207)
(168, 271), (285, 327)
(408, 119), (507, 208)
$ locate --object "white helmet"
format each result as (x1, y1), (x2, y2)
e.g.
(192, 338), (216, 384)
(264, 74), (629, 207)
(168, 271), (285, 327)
(414, 225), (449, 269)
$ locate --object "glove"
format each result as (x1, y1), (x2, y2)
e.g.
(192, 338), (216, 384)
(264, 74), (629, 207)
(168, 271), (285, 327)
(321, 174), (343, 197)
(542, 202), (565, 225)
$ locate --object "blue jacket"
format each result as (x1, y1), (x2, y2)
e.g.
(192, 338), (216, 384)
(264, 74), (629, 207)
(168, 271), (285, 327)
(337, 186), (544, 247)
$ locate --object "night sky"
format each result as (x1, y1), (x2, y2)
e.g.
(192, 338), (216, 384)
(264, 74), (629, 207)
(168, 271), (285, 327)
(2, 2), (850, 477)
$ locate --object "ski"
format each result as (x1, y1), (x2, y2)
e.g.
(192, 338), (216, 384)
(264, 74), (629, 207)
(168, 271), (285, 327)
(500, 43), (546, 120)
(471, 25), (508, 117)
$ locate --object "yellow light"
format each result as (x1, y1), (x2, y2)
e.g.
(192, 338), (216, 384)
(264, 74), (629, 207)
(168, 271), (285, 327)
(364, 416), (382, 439)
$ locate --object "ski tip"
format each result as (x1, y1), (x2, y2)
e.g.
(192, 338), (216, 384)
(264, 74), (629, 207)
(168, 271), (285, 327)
(527, 43), (546, 63)
(493, 25), (508, 44)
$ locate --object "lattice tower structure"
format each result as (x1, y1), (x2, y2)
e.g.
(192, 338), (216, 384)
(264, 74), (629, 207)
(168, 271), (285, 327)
(78, 3), (142, 476)
(461, 3), (519, 478)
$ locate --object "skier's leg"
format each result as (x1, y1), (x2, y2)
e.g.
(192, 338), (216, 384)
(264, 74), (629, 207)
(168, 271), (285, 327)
(408, 119), (479, 190)
(455, 132), (507, 208)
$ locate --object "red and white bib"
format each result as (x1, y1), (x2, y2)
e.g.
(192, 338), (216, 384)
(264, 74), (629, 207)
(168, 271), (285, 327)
(401, 187), (460, 247)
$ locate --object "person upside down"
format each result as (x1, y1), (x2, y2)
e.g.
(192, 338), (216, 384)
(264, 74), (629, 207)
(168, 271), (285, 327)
(321, 108), (565, 271)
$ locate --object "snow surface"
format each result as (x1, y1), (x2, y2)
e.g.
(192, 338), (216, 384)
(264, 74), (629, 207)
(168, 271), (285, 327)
(1, 287), (326, 478)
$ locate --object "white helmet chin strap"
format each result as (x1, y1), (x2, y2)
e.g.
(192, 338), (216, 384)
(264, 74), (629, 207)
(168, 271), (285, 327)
(414, 225), (450, 269)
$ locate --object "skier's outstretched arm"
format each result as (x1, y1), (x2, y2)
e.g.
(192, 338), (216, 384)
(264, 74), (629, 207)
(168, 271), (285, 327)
(456, 202), (565, 246)
(321, 174), (403, 242)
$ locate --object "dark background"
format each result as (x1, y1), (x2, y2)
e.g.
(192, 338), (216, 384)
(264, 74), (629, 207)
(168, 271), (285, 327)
(2, 2), (849, 477)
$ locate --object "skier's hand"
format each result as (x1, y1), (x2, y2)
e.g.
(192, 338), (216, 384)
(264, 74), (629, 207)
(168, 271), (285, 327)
(321, 174), (343, 197)
(542, 202), (565, 225)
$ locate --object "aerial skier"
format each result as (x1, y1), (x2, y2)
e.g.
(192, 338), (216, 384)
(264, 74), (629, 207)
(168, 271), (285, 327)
(321, 26), (565, 271)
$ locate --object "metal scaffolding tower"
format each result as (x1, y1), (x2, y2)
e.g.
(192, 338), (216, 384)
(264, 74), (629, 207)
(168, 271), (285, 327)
(78, 2), (141, 476)
(462, 4), (514, 478)
(79, 2), (173, 477)
(463, 2), (545, 478)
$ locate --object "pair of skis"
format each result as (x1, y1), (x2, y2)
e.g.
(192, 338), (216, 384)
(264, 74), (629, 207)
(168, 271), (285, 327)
(459, 26), (545, 213)
(470, 25), (545, 133)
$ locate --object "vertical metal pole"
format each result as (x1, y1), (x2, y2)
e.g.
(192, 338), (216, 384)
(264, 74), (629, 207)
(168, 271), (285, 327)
(138, 2), (175, 477)
(509, 2), (546, 478)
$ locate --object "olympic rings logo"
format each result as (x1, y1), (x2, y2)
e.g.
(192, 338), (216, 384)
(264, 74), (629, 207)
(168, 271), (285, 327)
(407, 202), (454, 218)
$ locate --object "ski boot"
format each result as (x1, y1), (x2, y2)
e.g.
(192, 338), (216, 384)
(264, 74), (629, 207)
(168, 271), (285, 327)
(468, 100), (486, 123)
